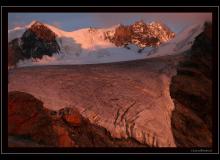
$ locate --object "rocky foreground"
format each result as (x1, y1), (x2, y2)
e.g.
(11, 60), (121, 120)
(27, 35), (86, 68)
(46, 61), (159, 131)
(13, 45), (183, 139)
(8, 91), (147, 147)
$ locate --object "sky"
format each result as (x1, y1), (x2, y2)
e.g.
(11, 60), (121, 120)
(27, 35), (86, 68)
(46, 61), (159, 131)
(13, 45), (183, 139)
(8, 13), (212, 33)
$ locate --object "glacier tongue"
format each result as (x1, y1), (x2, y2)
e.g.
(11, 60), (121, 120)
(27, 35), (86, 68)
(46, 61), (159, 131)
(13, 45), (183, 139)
(8, 55), (179, 147)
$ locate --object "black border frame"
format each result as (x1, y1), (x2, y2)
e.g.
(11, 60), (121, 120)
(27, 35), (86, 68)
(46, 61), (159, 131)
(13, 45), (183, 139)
(1, 6), (219, 154)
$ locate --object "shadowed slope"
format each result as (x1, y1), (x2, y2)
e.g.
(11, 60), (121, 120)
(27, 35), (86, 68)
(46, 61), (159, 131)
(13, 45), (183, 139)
(170, 22), (212, 147)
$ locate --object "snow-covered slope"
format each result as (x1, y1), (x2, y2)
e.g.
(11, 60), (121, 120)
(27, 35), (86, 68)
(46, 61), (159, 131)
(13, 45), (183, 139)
(7, 21), (41, 42)
(147, 23), (204, 58)
(9, 22), (151, 66)
(8, 27), (27, 42)
(8, 21), (205, 67)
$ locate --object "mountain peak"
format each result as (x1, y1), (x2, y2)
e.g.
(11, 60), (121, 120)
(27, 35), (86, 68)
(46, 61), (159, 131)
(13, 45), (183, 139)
(132, 20), (146, 27)
(149, 21), (163, 25)
(134, 19), (145, 23)
(27, 20), (44, 28)
(106, 20), (175, 48)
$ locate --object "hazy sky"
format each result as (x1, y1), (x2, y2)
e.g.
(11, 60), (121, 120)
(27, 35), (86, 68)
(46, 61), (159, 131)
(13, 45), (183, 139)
(8, 13), (212, 33)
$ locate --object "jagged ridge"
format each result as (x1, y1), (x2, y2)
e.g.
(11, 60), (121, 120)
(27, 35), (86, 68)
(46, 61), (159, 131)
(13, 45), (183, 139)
(105, 20), (175, 48)
(8, 20), (175, 67)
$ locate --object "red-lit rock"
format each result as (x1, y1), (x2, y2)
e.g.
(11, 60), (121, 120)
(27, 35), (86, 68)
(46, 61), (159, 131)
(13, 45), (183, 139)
(62, 114), (82, 127)
(52, 125), (76, 147)
(8, 91), (57, 146)
(59, 108), (82, 126)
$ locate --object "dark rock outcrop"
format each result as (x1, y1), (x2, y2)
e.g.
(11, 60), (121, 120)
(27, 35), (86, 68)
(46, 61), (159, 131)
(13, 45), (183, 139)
(170, 22), (212, 147)
(21, 21), (60, 59)
(8, 39), (24, 67)
(8, 21), (60, 67)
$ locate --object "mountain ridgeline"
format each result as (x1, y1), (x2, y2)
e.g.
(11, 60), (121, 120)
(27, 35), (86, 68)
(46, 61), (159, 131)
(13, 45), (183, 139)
(8, 20), (175, 67)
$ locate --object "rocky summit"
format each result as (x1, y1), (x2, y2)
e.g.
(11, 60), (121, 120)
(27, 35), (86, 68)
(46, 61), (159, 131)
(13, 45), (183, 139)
(105, 20), (175, 48)
(8, 21), (61, 67)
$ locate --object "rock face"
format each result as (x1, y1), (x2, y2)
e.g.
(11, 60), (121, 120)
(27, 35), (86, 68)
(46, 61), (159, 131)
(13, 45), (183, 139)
(61, 108), (82, 127)
(8, 21), (60, 67)
(8, 91), (148, 147)
(21, 21), (60, 59)
(8, 39), (24, 67)
(8, 56), (179, 147)
(8, 91), (58, 146)
(170, 22), (212, 147)
(106, 20), (175, 48)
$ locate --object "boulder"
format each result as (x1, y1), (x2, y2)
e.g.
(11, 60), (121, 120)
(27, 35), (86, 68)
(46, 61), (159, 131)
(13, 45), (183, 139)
(59, 107), (82, 126)
(8, 91), (73, 147)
